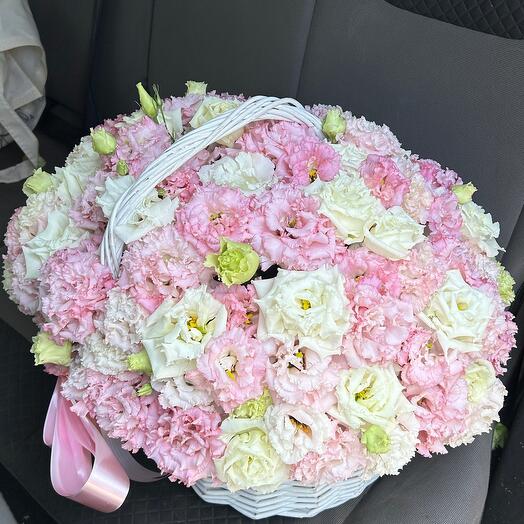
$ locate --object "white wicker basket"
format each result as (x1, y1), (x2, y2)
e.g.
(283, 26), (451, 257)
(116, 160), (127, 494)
(101, 96), (376, 518)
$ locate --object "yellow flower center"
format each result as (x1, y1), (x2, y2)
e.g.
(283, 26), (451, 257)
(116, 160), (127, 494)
(209, 212), (222, 222)
(186, 315), (207, 335)
(244, 311), (254, 325)
(308, 167), (318, 182)
(287, 217), (297, 228)
(288, 415), (312, 437)
(426, 341), (433, 349)
(300, 299), (311, 310)
(355, 386), (372, 402)
(457, 302), (468, 311)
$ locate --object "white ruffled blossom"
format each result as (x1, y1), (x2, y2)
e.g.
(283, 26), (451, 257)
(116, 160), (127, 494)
(419, 270), (495, 357)
(306, 173), (385, 245)
(215, 417), (289, 493)
(331, 142), (369, 174)
(114, 190), (179, 244)
(96, 174), (135, 218)
(264, 404), (333, 464)
(22, 209), (88, 279)
(254, 266), (351, 358)
(363, 206), (425, 261)
(77, 331), (129, 375)
(333, 365), (413, 429)
(141, 285), (227, 380)
(94, 288), (145, 353)
(460, 201), (502, 257)
(198, 152), (276, 195)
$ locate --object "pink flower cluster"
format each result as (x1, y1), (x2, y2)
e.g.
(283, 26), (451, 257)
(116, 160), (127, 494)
(3, 90), (517, 489)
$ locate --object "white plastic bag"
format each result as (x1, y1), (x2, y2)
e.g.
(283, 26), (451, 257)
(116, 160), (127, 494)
(0, 0), (46, 182)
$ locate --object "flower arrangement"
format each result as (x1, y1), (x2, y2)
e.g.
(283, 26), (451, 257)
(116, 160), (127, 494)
(3, 81), (517, 496)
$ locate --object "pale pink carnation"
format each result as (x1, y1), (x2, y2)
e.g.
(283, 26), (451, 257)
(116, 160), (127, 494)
(402, 173), (434, 223)
(249, 185), (342, 270)
(427, 192), (463, 254)
(119, 224), (209, 313)
(344, 115), (403, 156)
(40, 246), (115, 343)
(482, 309), (517, 374)
(196, 327), (269, 413)
(267, 344), (343, 411)
(145, 407), (225, 486)
(69, 171), (107, 232)
(103, 116), (172, 177)
(360, 154), (410, 207)
(3, 255), (40, 315)
(211, 283), (258, 336)
(292, 426), (367, 484)
(418, 159), (461, 191)
(175, 184), (252, 256)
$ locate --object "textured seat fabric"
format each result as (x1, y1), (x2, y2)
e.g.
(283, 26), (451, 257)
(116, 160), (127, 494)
(386, 0), (524, 39)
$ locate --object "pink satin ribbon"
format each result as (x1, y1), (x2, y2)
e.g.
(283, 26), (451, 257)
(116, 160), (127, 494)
(43, 380), (130, 512)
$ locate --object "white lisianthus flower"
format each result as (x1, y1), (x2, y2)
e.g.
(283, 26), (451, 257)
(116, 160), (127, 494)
(306, 173), (385, 245)
(254, 266), (351, 357)
(363, 206), (425, 260)
(418, 270), (495, 357)
(114, 190), (179, 244)
(22, 209), (88, 279)
(264, 404), (333, 464)
(331, 142), (369, 174)
(332, 365), (412, 429)
(215, 417), (289, 493)
(96, 174), (135, 218)
(363, 419), (419, 477)
(77, 331), (129, 375)
(448, 365), (506, 448)
(198, 152), (276, 195)
(141, 285), (227, 380)
(158, 105), (183, 138)
(460, 201), (502, 257)
(190, 96), (242, 147)
(153, 360), (214, 409)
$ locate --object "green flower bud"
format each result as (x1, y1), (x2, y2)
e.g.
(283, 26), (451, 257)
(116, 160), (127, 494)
(136, 82), (159, 119)
(185, 80), (207, 95)
(497, 263), (515, 305)
(231, 388), (272, 419)
(361, 424), (390, 454)
(90, 128), (117, 155)
(204, 238), (260, 286)
(322, 108), (346, 143)
(492, 422), (508, 450)
(136, 383), (153, 397)
(22, 168), (54, 196)
(30, 332), (72, 366)
(127, 349), (152, 374)
(452, 182), (477, 204)
(116, 159), (129, 176)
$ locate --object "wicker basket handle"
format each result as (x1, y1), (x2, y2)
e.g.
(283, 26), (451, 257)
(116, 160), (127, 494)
(101, 96), (323, 276)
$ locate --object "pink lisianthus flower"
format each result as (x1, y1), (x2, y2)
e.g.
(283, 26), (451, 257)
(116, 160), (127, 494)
(211, 283), (258, 336)
(427, 192), (463, 254)
(249, 185), (342, 270)
(145, 407), (225, 486)
(163, 95), (203, 126)
(69, 171), (107, 232)
(291, 425), (367, 485)
(418, 158), (462, 191)
(359, 155), (410, 207)
(285, 137), (340, 186)
(196, 327), (270, 413)
(103, 116), (172, 178)
(482, 309), (517, 374)
(175, 184), (253, 255)
(39, 245), (115, 343)
(403, 358), (468, 456)
(266, 343), (343, 411)
(119, 224), (209, 313)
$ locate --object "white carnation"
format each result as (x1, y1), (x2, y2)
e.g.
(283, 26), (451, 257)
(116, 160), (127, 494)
(331, 143), (368, 174)
(265, 404), (333, 464)
(306, 173), (385, 245)
(198, 152), (276, 195)
(77, 331), (129, 375)
(254, 266), (351, 358)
